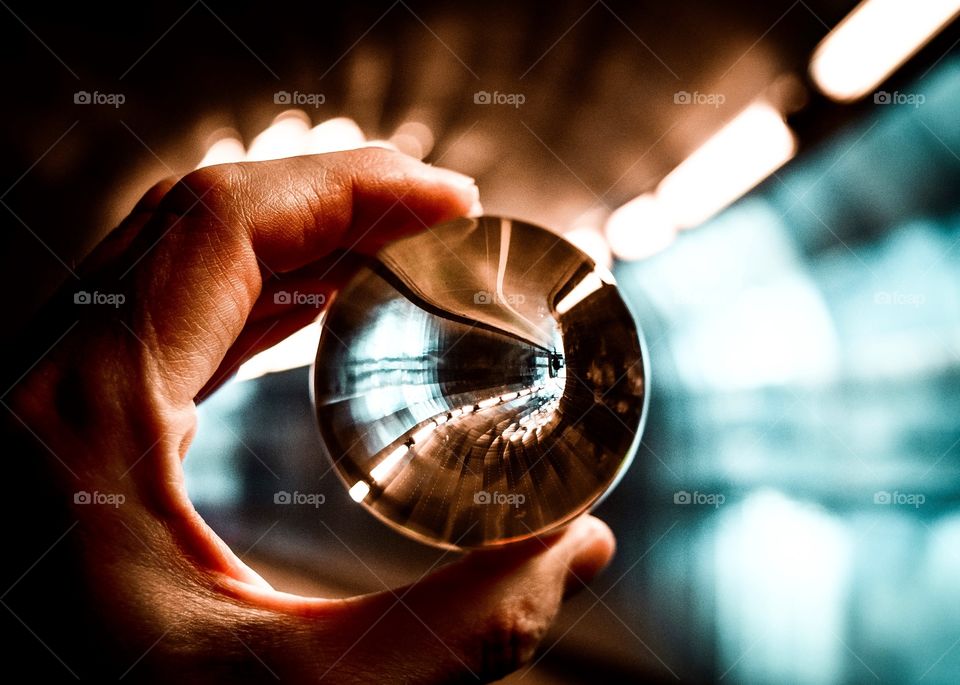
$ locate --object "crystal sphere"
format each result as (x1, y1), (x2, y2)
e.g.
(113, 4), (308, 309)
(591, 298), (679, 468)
(312, 216), (648, 549)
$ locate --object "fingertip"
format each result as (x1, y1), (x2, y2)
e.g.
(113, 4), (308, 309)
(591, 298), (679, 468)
(414, 162), (480, 217)
(334, 148), (481, 254)
(582, 514), (617, 558)
(348, 146), (478, 206)
(562, 515), (616, 594)
(467, 195), (484, 217)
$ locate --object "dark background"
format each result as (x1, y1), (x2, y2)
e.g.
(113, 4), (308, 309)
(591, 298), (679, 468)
(0, 0), (868, 332)
(4, 1), (960, 683)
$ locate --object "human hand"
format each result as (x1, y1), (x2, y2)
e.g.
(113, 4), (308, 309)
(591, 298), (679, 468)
(3, 148), (615, 683)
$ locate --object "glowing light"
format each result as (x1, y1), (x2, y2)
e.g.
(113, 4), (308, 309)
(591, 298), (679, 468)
(247, 110), (312, 161)
(235, 321), (321, 382)
(673, 276), (838, 390)
(389, 121), (434, 159)
(411, 422), (436, 444)
(604, 194), (677, 261)
(714, 490), (852, 683)
(656, 102), (796, 229)
(370, 444), (409, 483)
(555, 271), (604, 315)
(348, 481), (371, 502)
(304, 117), (366, 154)
(563, 227), (613, 270)
(362, 139), (399, 152)
(197, 129), (246, 168)
(477, 397), (500, 409)
(810, 0), (960, 102)
(500, 392), (519, 402)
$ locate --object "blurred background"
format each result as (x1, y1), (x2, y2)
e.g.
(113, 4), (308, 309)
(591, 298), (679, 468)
(3, 0), (960, 682)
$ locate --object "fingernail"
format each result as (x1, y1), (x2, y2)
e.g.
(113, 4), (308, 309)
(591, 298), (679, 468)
(427, 166), (482, 216)
(466, 186), (483, 217)
(468, 199), (484, 217)
(428, 165), (476, 192)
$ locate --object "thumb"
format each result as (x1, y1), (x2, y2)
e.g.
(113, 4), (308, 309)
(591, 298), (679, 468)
(314, 515), (616, 683)
(119, 148), (482, 407)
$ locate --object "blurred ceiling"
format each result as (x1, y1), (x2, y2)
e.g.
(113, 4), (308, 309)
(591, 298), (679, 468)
(4, 0), (956, 337)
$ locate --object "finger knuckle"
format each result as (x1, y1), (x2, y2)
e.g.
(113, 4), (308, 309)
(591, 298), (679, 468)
(474, 601), (548, 681)
(341, 145), (403, 172)
(162, 165), (245, 217)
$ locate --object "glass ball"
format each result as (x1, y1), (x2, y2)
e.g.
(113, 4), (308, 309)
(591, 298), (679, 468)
(312, 216), (648, 549)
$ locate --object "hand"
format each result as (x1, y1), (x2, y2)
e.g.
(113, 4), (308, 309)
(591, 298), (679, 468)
(2, 148), (616, 683)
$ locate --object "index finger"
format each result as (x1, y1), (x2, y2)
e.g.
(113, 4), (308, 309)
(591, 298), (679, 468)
(122, 148), (480, 406)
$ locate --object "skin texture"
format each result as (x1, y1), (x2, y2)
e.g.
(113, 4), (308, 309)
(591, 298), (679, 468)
(1, 148), (616, 683)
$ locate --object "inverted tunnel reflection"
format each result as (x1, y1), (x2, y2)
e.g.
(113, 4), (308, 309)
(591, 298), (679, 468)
(313, 216), (648, 548)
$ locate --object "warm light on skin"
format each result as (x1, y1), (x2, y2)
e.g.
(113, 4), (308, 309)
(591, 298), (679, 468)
(212, 115), (459, 383)
(362, 139), (399, 152)
(656, 102), (796, 229)
(555, 271), (604, 314)
(199, 115), (369, 170)
(810, 0), (960, 102)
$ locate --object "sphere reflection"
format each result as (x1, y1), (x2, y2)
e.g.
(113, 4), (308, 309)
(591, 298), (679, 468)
(313, 216), (647, 549)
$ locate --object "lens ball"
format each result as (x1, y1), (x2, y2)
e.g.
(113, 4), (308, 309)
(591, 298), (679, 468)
(313, 216), (648, 549)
